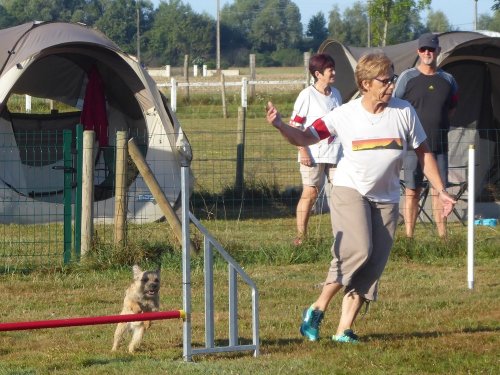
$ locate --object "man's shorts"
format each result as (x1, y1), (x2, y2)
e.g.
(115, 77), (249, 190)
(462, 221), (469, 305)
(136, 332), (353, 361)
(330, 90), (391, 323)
(300, 163), (336, 188)
(403, 151), (448, 190)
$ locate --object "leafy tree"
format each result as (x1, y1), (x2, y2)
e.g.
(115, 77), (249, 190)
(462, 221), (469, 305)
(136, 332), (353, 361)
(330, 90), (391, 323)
(426, 9), (452, 32)
(146, 0), (213, 66)
(478, 12), (500, 32)
(368, 0), (431, 46)
(327, 5), (346, 42)
(1, 0), (68, 23)
(222, 0), (302, 53)
(306, 11), (328, 51)
(387, 6), (426, 44)
(342, 1), (369, 47)
(493, 0), (500, 12)
(250, 0), (302, 52)
(0, 3), (16, 28)
(94, 0), (142, 54)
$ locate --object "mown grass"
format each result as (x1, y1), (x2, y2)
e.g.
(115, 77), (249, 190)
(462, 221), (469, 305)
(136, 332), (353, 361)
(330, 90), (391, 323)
(1, 67), (498, 373)
(0, 234), (498, 374)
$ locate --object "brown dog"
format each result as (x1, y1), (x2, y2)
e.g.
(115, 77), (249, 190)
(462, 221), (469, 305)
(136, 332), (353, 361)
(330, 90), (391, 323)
(111, 265), (160, 353)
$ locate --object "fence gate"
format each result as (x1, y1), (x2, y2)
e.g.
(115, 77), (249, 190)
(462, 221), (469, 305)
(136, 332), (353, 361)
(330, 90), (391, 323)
(0, 125), (83, 268)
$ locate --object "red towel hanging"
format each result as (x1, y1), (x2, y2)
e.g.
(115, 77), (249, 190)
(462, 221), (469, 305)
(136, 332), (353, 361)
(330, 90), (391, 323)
(80, 66), (109, 147)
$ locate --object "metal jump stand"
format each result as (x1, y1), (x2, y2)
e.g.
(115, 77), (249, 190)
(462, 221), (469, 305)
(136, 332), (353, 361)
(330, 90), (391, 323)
(180, 165), (260, 361)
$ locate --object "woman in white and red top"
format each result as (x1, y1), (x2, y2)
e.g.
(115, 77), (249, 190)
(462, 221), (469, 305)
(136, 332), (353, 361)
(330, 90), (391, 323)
(266, 52), (456, 344)
(290, 53), (342, 246)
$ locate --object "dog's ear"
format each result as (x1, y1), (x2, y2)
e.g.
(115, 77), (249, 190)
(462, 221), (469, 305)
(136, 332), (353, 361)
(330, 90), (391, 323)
(132, 265), (142, 279)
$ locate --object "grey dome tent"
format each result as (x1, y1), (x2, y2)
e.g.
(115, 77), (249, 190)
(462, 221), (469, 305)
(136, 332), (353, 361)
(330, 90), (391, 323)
(0, 21), (192, 224)
(319, 31), (500, 203)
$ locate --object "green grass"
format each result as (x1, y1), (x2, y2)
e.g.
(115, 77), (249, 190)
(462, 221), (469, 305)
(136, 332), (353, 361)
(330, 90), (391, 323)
(0, 241), (498, 374)
(1, 68), (498, 373)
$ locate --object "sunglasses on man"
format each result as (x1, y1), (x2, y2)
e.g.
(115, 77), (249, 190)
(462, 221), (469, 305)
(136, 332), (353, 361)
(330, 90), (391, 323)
(418, 47), (436, 53)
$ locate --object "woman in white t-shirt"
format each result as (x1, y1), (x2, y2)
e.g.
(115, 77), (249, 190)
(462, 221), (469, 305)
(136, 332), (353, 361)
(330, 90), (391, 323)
(266, 52), (456, 343)
(289, 53), (342, 246)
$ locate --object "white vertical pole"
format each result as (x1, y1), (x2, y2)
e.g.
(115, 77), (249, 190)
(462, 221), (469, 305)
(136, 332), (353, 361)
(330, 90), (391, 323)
(181, 165), (192, 361)
(467, 145), (475, 289)
(170, 77), (177, 112)
(193, 65), (198, 77)
(165, 64), (171, 77)
(25, 95), (32, 113)
(241, 77), (248, 108)
(203, 64), (207, 77)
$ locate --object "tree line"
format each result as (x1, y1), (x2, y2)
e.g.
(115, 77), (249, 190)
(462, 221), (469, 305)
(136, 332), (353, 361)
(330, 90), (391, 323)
(1, 0), (499, 68)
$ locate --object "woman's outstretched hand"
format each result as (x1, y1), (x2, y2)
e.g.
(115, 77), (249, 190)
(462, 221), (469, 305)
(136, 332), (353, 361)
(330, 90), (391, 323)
(439, 190), (457, 218)
(266, 101), (283, 128)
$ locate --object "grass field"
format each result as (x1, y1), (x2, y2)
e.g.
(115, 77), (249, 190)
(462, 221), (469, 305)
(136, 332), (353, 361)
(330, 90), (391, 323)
(0, 221), (499, 374)
(0, 247), (498, 374)
(1, 67), (499, 373)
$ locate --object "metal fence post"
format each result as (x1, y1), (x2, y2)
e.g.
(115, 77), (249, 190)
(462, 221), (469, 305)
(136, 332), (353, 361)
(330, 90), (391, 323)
(74, 124), (83, 260)
(63, 130), (73, 264)
(235, 107), (246, 191)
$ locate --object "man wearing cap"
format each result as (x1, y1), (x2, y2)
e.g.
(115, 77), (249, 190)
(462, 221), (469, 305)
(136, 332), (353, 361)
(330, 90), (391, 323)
(393, 33), (459, 239)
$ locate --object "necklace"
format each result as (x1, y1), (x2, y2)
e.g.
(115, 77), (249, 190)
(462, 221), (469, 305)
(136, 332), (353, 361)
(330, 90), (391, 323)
(361, 101), (387, 126)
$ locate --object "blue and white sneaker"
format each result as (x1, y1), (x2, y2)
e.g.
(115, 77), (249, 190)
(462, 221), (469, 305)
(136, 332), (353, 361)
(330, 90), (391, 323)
(299, 305), (324, 341)
(332, 329), (359, 343)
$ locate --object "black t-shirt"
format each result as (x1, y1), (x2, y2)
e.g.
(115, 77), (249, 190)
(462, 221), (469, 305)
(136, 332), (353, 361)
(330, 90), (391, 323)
(393, 68), (458, 153)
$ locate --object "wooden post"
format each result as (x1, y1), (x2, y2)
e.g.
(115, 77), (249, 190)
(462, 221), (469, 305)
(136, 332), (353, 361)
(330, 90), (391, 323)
(304, 52), (311, 88)
(235, 107), (246, 191)
(81, 131), (95, 256)
(184, 54), (190, 100)
(249, 54), (256, 99)
(114, 131), (128, 247)
(127, 138), (196, 253)
(220, 73), (227, 119)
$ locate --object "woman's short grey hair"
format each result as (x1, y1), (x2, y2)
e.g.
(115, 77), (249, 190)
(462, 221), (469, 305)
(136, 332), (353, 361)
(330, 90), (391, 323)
(355, 51), (394, 92)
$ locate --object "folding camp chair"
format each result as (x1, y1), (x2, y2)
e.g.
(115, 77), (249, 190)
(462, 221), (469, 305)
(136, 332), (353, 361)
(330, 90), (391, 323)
(399, 179), (434, 224)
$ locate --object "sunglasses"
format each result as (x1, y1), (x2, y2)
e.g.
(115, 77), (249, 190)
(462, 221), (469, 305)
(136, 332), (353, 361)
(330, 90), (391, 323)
(418, 47), (436, 53)
(373, 74), (398, 86)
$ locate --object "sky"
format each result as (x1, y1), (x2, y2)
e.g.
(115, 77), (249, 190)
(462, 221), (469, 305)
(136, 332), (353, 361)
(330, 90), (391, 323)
(152, 0), (497, 32)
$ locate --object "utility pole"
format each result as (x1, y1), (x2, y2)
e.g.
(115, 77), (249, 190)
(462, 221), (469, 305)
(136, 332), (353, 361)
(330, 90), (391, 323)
(474, 0), (478, 31)
(136, 4), (141, 63)
(367, 0), (371, 48)
(216, 0), (221, 73)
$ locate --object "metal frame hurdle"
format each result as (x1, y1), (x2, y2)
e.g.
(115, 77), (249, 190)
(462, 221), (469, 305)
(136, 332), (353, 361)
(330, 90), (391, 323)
(181, 165), (260, 361)
(0, 155), (259, 362)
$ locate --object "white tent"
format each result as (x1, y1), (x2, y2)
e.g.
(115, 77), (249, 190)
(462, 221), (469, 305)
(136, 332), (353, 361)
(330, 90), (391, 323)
(0, 21), (192, 224)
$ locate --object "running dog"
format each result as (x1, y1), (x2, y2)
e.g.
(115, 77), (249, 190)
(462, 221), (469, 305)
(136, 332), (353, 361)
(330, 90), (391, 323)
(111, 265), (160, 353)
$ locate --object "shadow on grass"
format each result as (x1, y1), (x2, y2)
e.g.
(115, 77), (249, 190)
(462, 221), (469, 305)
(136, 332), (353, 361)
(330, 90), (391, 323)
(80, 356), (133, 367)
(365, 325), (500, 342)
(191, 183), (301, 221)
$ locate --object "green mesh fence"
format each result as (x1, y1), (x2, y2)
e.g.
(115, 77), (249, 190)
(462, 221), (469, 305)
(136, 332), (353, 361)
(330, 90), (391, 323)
(1, 118), (498, 269)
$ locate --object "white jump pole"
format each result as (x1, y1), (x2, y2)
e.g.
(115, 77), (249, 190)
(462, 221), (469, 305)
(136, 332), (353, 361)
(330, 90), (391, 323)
(467, 145), (475, 290)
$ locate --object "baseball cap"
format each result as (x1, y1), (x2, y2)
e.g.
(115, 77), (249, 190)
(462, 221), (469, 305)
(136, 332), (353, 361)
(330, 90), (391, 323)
(418, 33), (439, 49)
